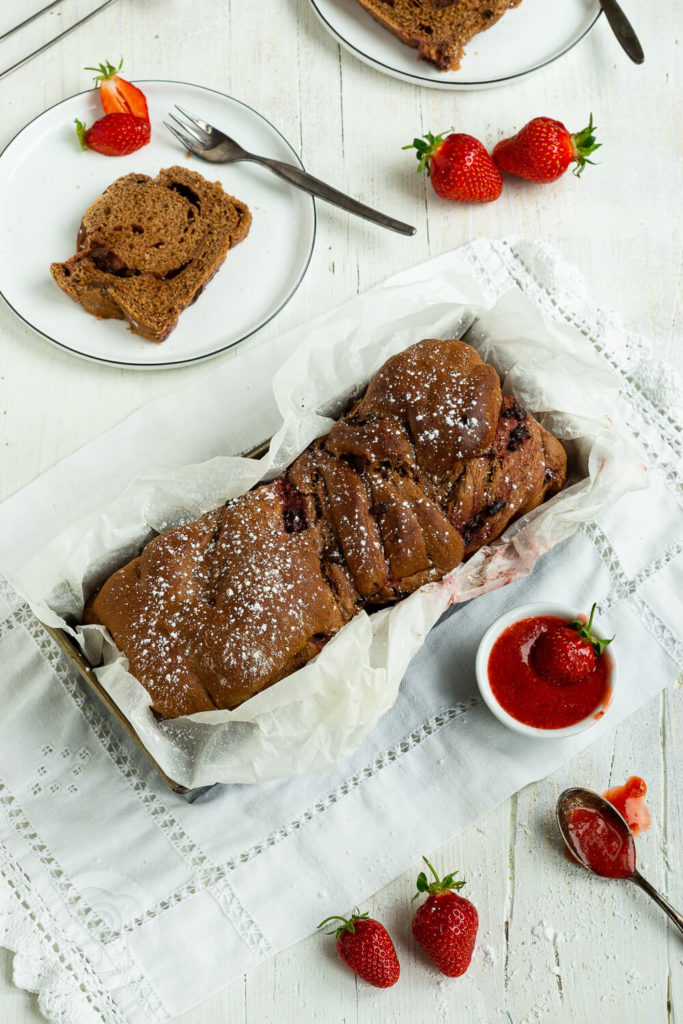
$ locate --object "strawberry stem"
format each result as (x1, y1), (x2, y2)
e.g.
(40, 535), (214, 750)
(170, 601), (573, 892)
(402, 130), (451, 176)
(74, 119), (88, 150)
(317, 910), (368, 937)
(570, 113), (600, 177)
(84, 57), (124, 84)
(569, 603), (614, 655)
(412, 855), (466, 901)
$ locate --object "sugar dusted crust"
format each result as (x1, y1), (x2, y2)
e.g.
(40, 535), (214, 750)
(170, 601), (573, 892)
(85, 338), (566, 719)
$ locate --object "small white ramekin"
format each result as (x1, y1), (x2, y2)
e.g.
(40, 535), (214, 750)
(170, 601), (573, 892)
(474, 601), (616, 739)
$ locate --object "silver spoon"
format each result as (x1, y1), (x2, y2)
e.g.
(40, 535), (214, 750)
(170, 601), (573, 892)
(598, 0), (644, 65)
(556, 787), (683, 936)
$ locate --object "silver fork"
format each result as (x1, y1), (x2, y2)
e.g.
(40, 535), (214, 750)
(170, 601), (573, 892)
(165, 107), (416, 237)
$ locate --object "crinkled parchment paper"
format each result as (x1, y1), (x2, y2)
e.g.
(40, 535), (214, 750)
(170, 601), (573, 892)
(16, 263), (646, 788)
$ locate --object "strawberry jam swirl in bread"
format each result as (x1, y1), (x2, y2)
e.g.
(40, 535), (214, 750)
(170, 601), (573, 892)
(85, 339), (566, 718)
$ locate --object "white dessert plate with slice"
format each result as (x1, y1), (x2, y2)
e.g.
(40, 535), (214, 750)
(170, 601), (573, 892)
(0, 81), (316, 369)
(309, 0), (602, 89)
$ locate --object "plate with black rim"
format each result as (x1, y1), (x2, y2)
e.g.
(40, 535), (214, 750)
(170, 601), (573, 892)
(309, 0), (602, 90)
(0, 81), (316, 369)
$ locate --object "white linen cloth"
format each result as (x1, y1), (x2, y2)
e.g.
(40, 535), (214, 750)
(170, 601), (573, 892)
(0, 238), (681, 1022)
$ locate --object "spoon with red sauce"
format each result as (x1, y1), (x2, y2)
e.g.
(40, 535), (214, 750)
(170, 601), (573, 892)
(556, 788), (683, 936)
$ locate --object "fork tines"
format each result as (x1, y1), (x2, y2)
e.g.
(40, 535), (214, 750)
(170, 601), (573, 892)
(163, 121), (201, 157)
(164, 107), (220, 158)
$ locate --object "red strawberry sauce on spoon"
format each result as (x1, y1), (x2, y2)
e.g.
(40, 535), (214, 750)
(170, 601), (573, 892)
(557, 787), (683, 934)
(487, 614), (612, 729)
(566, 804), (636, 877)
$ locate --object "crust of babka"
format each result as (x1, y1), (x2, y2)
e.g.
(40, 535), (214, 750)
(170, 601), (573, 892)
(84, 338), (566, 718)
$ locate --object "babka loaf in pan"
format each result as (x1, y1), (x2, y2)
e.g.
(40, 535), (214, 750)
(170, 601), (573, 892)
(85, 338), (566, 720)
(18, 245), (643, 788)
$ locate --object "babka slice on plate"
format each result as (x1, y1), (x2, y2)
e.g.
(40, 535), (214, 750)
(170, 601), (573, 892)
(354, 0), (523, 71)
(50, 166), (251, 342)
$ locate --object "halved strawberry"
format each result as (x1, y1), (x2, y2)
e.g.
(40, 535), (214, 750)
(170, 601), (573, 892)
(76, 114), (151, 157)
(86, 59), (149, 121)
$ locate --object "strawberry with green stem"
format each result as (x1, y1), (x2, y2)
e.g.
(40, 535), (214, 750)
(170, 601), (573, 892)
(85, 58), (149, 120)
(531, 603), (614, 685)
(404, 130), (503, 202)
(317, 909), (400, 988)
(76, 113), (151, 156)
(493, 115), (600, 183)
(411, 856), (478, 977)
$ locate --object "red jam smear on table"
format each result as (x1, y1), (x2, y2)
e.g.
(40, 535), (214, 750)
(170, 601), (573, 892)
(487, 615), (611, 730)
(566, 805), (635, 877)
(604, 775), (652, 835)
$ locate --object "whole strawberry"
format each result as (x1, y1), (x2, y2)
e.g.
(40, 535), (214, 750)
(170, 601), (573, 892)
(493, 114), (600, 183)
(76, 113), (151, 156)
(531, 603), (613, 686)
(404, 130), (503, 202)
(85, 58), (149, 120)
(411, 857), (478, 977)
(317, 910), (400, 988)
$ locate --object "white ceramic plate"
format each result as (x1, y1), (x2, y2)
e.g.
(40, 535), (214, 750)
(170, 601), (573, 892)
(0, 81), (316, 368)
(309, 0), (602, 89)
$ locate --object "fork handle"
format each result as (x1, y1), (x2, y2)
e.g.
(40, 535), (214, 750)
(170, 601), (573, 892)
(252, 156), (416, 236)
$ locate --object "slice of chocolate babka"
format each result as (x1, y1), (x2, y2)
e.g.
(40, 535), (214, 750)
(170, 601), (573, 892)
(354, 0), (523, 71)
(50, 166), (251, 342)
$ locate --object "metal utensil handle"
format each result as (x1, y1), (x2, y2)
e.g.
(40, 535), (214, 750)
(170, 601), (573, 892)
(631, 871), (683, 936)
(599, 0), (644, 64)
(0, 0), (120, 81)
(253, 156), (416, 236)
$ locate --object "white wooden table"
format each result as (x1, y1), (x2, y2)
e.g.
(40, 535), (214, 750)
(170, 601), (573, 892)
(1, 2), (681, 1021)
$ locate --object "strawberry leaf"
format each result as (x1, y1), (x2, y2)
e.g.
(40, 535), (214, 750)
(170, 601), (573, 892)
(317, 910), (368, 938)
(85, 57), (124, 84)
(402, 130), (451, 176)
(569, 603), (614, 655)
(74, 119), (88, 150)
(413, 856), (467, 899)
(570, 113), (601, 177)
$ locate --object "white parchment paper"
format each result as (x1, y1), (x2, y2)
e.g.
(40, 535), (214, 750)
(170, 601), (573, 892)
(16, 264), (646, 788)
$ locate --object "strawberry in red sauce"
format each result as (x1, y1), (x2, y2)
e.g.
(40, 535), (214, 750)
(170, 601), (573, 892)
(487, 607), (613, 730)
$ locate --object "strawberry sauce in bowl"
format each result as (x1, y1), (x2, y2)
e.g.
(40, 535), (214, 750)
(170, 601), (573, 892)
(475, 603), (615, 738)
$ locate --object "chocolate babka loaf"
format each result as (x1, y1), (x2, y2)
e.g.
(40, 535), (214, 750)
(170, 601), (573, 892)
(50, 166), (251, 342)
(354, 0), (523, 72)
(85, 338), (566, 718)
